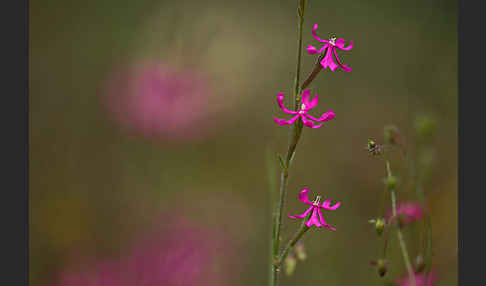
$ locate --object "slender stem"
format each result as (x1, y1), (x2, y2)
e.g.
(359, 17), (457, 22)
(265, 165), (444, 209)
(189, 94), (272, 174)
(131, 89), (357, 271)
(387, 161), (416, 286)
(270, 1), (306, 286)
(404, 143), (433, 279)
(293, 0), (306, 109)
(300, 53), (325, 91)
(276, 221), (310, 266)
(382, 220), (392, 257)
(266, 147), (279, 286)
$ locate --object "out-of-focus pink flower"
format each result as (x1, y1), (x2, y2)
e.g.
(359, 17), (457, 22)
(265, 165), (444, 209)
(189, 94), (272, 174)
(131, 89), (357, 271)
(288, 188), (341, 231)
(396, 271), (437, 286)
(103, 62), (211, 141)
(57, 217), (230, 286)
(274, 89), (335, 129)
(387, 202), (424, 226)
(307, 24), (353, 72)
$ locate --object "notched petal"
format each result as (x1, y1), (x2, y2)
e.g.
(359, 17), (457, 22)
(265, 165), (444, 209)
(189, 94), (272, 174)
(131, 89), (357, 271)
(307, 45), (320, 55)
(298, 188), (314, 205)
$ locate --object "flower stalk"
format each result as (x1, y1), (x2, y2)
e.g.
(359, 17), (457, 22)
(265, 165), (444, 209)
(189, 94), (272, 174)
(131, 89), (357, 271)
(271, 1), (307, 285)
(276, 220), (310, 267)
(386, 161), (416, 286)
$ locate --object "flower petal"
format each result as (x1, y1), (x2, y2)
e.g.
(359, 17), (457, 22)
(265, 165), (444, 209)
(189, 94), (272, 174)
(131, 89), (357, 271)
(320, 110), (335, 121)
(311, 24), (329, 43)
(298, 188), (314, 205)
(333, 49), (352, 72)
(317, 208), (336, 231)
(301, 89), (311, 107)
(277, 92), (298, 114)
(320, 47), (338, 71)
(301, 115), (322, 129)
(307, 44), (328, 55)
(335, 38), (353, 51)
(274, 115), (299, 126)
(324, 224), (337, 231)
(306, 93), (319, 110)
(288, 206), (314, 219)
(304, 110), (334, 123)
(307, 45), (319, 55)
(322, 199), (341, 210)
(305, 207), (322, 227)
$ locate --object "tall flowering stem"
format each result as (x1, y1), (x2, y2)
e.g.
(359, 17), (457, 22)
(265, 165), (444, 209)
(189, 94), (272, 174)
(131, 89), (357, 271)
(386, 161), (417, 286)
(271, 1), (307, 286)
(406, 146), (433, 280)
(390, 122), (434, 281)
(293, 0), (306, 109)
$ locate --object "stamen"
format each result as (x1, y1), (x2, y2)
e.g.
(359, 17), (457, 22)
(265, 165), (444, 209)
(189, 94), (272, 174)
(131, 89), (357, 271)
(313, 195), (322, 206)
(329, 36), (337, 45)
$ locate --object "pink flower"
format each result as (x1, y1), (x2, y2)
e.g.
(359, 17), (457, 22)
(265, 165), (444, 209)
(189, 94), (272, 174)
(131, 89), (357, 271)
(273, 89), (335, 129)
(396, 272), (437, 286)
(307, 24), (353, 72)
(56, 217), (230, 286)
(387, 202), (424, 226)
(288, 188), (341, 231)
(103, 62), (211, 141)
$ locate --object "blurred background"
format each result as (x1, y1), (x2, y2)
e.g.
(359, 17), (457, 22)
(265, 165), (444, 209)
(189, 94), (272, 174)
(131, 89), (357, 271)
(30, 0), (457, 285)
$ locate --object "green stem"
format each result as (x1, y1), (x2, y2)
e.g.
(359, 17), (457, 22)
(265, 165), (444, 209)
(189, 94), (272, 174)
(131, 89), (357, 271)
(276, 221), (310, 266)
(382, 220), (392, 258)
(270, 1), (306, 286)
(405, 145), (433, 279)
(300, 53), (325, 91)
(266, 147), (279, 286)
(387, 161), (416, 286)
(293, 0), (306, 109)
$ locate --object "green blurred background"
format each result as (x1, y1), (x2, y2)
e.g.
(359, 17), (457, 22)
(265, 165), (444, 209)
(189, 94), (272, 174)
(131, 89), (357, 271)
(30, 0), (457, 285)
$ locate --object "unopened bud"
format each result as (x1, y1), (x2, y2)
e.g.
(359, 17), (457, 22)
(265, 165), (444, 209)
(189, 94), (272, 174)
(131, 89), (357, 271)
(375, 218), (386, 236)
(284, 255), (297, 276)
(295, 242), (307, 261)
(384, 175), (397, 191)
(377, 259), (388, 277)
(384, 125), (400, 145)
(415, 254), (425, 273)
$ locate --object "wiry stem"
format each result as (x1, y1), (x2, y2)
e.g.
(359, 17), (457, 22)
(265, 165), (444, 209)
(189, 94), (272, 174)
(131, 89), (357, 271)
(275, 220), (310, 267)
(386, 161), (416, 286)
(293, 0), (306, 109)
(403, 142), (433, 280)
(270, 1), (306, 286)
(300, 53), (325, 91)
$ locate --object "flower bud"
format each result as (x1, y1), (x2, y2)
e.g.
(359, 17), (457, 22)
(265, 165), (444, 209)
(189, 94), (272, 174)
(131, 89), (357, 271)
(414, 254), (425, 273)
(284, 254), (297, 276)
(384, 125), (400, 145)
(384, 175), (398, 191)
(295, 242), (307, 261)
(375, 218), (386, 236)
(377, 259), (388, 277)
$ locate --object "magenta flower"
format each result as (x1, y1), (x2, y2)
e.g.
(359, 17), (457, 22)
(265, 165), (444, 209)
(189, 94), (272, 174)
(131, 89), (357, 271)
(288, 188), (341, 231)
(103, 62), (211, 142)
(56, 217), (231, 286)
(307, 24), (353, 72)
(396, 271), (437, 286)
(273, 89), (335, 128)
(387, 202), (424, 226)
